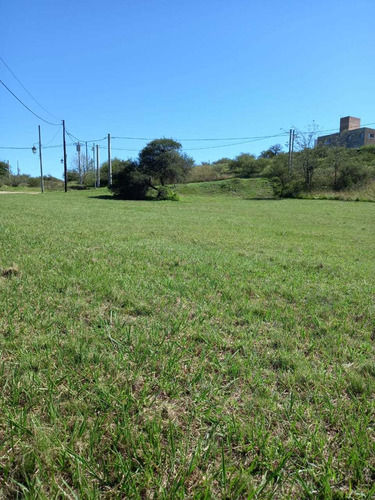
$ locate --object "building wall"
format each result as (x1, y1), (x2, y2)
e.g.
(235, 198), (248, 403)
(340, 116), (361, 133)
(317, 128), (375, 148)
(363, 128), (375, 146)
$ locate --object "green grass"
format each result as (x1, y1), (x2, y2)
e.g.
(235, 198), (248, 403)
(175, 178), (274, 199)
(0, 188), (374, 498)
(304, 179), (375, 202)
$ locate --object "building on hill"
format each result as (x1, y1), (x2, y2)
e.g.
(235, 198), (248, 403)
(317, 116), (375, 148)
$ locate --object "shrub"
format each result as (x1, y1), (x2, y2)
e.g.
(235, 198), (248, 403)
(156, 186), (179, 201)
(186, 164), (231, 183)
(110, 161), (152, 200)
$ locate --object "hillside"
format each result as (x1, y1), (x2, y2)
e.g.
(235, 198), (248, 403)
(175, 177), (275, 199)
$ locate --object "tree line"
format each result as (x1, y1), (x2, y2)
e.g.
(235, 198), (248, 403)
(2, 127), (375, 198)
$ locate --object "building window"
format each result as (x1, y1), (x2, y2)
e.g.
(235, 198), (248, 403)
(369, 133), (375, 139)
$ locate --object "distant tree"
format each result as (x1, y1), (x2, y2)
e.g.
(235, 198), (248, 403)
(100, 158), (129, 186)
(67, 170), (80, 182)
(229, 153), (260, 177)
(259, 144), (283, 158)
(212, 157), (231, 165)
(0, 161), (9, 178)
(293, 123), (320, 190)
(69, 154), (95, 186)
(138, 139), (194, 185)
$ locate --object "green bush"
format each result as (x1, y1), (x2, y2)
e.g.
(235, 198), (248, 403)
(156, 186), (179, 201)
(110, 161), (152, 200)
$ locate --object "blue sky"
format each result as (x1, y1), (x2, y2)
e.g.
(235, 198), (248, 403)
(1, 0), (374, 178)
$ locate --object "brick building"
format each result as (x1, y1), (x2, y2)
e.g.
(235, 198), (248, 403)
(317, 116), (375, 148)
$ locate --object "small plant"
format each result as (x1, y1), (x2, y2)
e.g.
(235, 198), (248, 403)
(157, 186), (179, 201)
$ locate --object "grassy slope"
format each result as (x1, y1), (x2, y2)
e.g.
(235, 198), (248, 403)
(307, 179), (375, 202)
(0, 189), (374, 498)
(175, 178), (274, 199)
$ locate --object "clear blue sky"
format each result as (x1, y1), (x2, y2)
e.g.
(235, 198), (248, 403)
(1, 0), (374, 178)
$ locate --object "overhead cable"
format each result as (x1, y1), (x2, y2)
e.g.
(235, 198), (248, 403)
(0, 79), (61, 126)
(0, 56), (61, 121)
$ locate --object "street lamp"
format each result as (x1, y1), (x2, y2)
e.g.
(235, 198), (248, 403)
(32, 145), (37, 154)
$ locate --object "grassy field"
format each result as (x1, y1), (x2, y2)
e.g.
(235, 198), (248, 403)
(0, 188), (374, 498)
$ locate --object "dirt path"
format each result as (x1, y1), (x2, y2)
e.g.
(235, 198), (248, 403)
(0, 191), (40, 194)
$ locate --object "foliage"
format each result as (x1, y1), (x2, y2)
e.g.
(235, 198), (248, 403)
(68, 154), (95, 187)
(110, 160), (152, 200)
(156, 186), (179, 201)
(175, 177), (274, 199)
(67, 170), (80, 182)
(229, 153), (260, 177)
(0, 160), (9, 178)
(138, 138), (194, 185)
(259, 144), (283, 158)
(100, 158), (127, 186)
(186, 163), (232, 183)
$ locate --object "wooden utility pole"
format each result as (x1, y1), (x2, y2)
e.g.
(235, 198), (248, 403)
(92, 143), (95, 187)
(85, 142), (88, 177)
(108, 133), (112, 187)
(96, 144), (100, 187)
(291, 130), (295, 170)
(38, 125), (44, 193)
(62, 120), (67, 192)
(288, 129), (293, 172)
(288, 129), (295, 171)
(77, 142), (82, 185)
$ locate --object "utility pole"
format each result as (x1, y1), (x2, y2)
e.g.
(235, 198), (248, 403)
(288, 129), (293, 172)
(92, 144), (96, 187)
(108, 133), (112, 187)
(291, 130), (295, 170)
(85, 141), (88, 178)
(38, 125), (44, 193)
(77, 142), (82, 185)
(288, 129), (295, 172)
(96, 144), (100, 187)
(62, 120), (67, 192)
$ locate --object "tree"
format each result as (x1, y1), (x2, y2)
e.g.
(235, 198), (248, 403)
(229, 153), (259, 177)
(138, 138), (194, 185)
(100, 158), (128, 186)
(69, 154), (95, 186)
(259, 144), (283, 158)
(0, 161), (9, 178)
(293, 123), (320, 191)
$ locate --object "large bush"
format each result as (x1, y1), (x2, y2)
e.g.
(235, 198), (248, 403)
(110, 161), (152, 200)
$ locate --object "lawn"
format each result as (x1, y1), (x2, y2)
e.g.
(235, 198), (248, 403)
(0, 189), (374, 498)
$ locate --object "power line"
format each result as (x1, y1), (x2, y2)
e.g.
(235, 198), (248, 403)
(111, 132), (289, 142)
(2, 122), (375, 153)
(111, 123), (375, 142)
(66, 130), (107, 144)
(43, 125), (62, 146)
(184, 136), (288, 151)
(0, 79), (61, 126)
(0, 56), (61, 121)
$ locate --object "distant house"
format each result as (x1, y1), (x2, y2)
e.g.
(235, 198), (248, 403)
(317, 116), (375, 148)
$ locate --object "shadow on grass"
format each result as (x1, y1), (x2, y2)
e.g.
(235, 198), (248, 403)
(88, 195), (117, 200)
(88, 194), (282, 202)
(244, 197), (281, 201)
